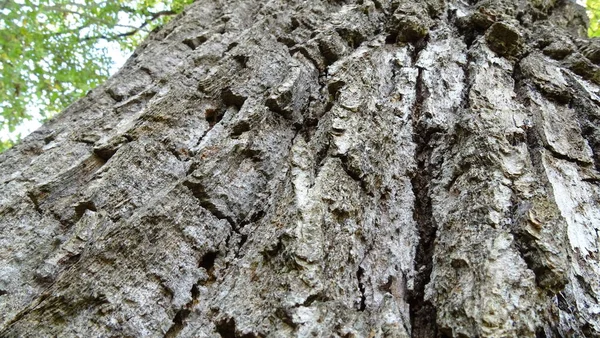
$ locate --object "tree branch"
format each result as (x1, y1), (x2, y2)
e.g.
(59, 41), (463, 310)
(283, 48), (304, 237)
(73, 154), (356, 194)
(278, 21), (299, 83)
(80, 10), (176, 42)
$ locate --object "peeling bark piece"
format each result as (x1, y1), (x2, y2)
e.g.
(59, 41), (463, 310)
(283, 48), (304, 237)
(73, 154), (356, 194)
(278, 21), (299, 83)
(221, 87), (247, 109)
(93, 134), (132, 161)
(387, 4), (432, 43)
(563, 52), (600, 85)
(183, 34), (208, 50)
(105, 68), (153, 102)
(527, 88), (594, 165)
(317, 31), (349, 64)
(290, 41), (327, 72)
(485, 22), (524, 58)
(543, 40), (576, 60)
(579, 40), (600, 65)
(469, 11), (497, 30)
(265, 55), (316, 122)
(519, 53), (573, 103)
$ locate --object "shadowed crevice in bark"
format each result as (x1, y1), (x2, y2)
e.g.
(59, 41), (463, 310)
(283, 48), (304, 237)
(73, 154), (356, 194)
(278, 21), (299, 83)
(563, 71), (600, 171)
(199, 251), (218, 272)
(181, 179), (237, 227)
(221, 88), (247, 110)
(93, 135), (133, 161)
(183, 34), (208, 50)
(408, 66), (438, 338)
(165, 250), (220, 338)
(164, 308), (191, 338)
(72, 200), (97, 223)
(215, 317), (259, 338)
(334, 153), (374, 195)
(356, 265), (367, 311)
(26, 191), (43, 215)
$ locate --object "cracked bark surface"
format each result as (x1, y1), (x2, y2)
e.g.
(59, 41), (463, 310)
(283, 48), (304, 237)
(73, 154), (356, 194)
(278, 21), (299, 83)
(1, 0), (600, 336)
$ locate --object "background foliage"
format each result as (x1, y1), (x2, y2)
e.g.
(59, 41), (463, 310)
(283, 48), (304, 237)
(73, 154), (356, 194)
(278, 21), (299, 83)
(589, 0), (600, 37)
(0, 0), (192, 152)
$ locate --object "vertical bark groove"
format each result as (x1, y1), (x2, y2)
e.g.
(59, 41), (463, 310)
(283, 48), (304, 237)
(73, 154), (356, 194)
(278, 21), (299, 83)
(408, 66), (438, 338)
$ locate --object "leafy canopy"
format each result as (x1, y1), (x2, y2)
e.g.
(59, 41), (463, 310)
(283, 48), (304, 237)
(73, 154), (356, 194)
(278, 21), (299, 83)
(589, 0), (600, 37)
(0, 0), (192, 152)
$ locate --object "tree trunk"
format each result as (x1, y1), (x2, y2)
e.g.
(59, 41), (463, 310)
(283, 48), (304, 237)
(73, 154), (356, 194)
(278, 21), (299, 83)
(1, 0), (600, 336)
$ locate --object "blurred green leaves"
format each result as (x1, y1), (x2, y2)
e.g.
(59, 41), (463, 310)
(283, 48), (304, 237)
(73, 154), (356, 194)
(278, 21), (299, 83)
(589, 0), (600, 37)
(0, 0), (193, 152)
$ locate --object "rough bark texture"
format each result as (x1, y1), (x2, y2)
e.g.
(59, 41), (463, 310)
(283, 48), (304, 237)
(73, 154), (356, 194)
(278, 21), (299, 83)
(1, 0), (600, 336)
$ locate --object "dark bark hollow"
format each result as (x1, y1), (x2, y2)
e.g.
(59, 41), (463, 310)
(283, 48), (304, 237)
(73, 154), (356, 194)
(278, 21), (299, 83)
(1, 0), (600, 337)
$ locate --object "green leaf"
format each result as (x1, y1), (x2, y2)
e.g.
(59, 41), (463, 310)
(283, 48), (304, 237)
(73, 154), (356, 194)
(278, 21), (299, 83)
(588, 0), (600, 37)
(0, 0), (192, 153)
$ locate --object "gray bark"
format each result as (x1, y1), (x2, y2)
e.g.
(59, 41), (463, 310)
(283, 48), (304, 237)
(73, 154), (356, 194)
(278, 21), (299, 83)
(1, 0), (600, 336)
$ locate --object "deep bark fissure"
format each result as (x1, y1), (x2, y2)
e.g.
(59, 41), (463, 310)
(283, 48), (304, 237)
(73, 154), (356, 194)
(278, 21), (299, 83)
(564, 71), (600, 171)
(72, 200), (97, 223)
(335, 153), (373, 195)
(164, 308), (192, 338)
(408, 65), (439, 338)
(26, 191), (43, 215)
(164, 250), (220, 338)
(182, 180), (237, 227)
(356, 265), (367, 312)
(544, 145), (592, 166)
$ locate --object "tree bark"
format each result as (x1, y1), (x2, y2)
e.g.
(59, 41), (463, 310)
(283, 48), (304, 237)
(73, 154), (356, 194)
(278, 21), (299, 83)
(1, 0), (600, 336)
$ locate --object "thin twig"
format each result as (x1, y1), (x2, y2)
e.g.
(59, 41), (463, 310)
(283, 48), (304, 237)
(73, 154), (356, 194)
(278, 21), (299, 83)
(80, 10), (176, 42)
